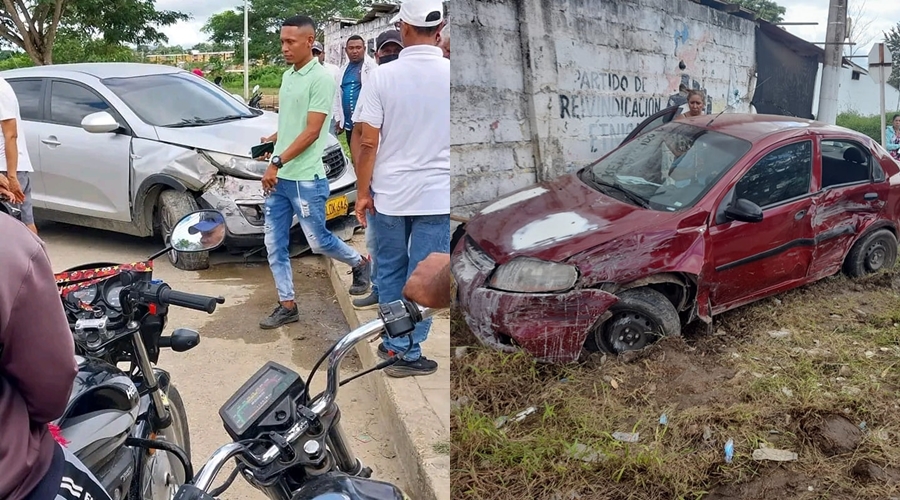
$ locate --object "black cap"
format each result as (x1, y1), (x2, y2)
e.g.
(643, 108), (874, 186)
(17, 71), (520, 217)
(376, 29), (403, 51)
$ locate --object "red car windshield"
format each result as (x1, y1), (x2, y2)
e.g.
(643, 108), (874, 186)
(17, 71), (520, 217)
(584, 122), (752, 211)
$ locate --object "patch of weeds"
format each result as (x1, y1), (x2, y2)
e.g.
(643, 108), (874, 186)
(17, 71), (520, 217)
(452, 269), (900, 499)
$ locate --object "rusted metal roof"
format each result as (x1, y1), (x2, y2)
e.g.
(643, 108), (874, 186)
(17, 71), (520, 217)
(331, 2), (398, 26)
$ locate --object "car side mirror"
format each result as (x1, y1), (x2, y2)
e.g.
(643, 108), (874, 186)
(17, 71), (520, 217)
(81, 111), (121, 134)
(724, 198), (764, 223)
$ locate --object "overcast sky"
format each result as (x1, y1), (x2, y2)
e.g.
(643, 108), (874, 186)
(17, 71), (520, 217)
(777, 0), (900, 62)
(156, 0), (233, 48)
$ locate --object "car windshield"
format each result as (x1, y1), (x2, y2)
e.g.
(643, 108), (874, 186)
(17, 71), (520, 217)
(584, 122), (752, 211)
(102, 73), (259, 127)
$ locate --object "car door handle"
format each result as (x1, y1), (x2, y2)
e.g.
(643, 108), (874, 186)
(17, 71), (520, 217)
(864, 192), (879, 201)
(794, 209), (807, 220)
(41, 137), (60, 146)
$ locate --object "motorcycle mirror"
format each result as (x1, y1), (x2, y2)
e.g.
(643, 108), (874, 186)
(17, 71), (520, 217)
(252, 84), (260, 93)
(170, 210), (227, 253)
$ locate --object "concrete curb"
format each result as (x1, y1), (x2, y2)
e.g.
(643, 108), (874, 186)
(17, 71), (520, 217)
(322, 254), (445, 500)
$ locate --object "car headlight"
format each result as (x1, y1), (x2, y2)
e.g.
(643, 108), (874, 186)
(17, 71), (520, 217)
(205, 151), (268, 179)
(488, 256), (578, 293)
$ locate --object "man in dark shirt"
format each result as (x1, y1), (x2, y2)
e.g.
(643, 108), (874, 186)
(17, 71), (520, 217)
(333, 35), (376, 144)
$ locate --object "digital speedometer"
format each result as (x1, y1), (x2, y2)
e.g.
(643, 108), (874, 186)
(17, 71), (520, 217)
(218, 361), (306, 440)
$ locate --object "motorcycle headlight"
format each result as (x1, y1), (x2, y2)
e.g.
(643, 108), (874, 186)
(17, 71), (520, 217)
(488, 256), (578, 293)
(205, 151), (268, 179)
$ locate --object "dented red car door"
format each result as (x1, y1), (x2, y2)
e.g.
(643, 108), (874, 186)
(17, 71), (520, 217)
(706, 139), (817, 312)
(808, 135), (893, 279)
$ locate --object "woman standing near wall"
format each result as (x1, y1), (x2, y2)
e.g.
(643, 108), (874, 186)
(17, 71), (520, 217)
(885, 115), (900, 161)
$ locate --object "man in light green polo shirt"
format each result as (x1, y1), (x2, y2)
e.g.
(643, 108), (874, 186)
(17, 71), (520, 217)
(258, 14), (371, 330)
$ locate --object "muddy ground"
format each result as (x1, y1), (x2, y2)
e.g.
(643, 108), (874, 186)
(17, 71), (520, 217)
(451, 270), (900, 500)
(42, 221), (406, 499)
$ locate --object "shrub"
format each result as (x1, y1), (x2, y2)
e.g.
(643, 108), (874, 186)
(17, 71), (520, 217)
(836, 111), (900, 143)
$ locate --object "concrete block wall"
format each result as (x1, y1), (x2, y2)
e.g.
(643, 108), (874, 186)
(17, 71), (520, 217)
(324, 16), (394, 68)
(452, 0), (758, 217)
(452, 0), (536, 216)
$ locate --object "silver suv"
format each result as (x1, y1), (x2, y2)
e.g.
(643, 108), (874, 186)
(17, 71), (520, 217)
(0, 63), (359, 270)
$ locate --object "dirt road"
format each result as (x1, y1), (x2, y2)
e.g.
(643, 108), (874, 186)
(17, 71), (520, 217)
(40, 222), (407, 499)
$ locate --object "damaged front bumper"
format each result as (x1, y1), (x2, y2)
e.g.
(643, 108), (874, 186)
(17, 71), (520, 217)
(451, 237), (619, 363)
(198, 175), (359, 251)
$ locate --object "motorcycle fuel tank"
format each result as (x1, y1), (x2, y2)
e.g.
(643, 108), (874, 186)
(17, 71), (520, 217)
(55, 356), (140, 473)
(290, 473), (410, 500)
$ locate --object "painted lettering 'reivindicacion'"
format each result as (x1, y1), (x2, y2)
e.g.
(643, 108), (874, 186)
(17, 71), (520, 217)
(559, 94), (662, 120)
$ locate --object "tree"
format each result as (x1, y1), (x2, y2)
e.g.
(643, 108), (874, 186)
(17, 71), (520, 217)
(885, 23), (900, 89)
(845, 0), (875, 58)
(730, 0), (786, 23)
(0, 0), (188, 65)
(203, 0), (368, 61)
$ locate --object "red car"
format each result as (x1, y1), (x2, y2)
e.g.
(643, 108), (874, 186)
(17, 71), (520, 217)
(451, 107), (900, 363)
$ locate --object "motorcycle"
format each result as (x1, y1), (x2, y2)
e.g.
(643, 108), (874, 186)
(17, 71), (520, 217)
(170, 300), (439, 500)
(247, 84), (263, 109)
(52, 209), (229, 500)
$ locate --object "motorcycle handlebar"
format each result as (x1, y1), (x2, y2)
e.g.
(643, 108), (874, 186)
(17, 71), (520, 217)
(189, 301), (440, 493)
(119, 271), (225, 314)
(157, 287), (223, 314)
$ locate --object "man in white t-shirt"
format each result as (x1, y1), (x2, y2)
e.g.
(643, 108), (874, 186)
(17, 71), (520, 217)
(0, 78), (36, 234)
(313, 41), (342, 137)
(351, 0), (449, 378)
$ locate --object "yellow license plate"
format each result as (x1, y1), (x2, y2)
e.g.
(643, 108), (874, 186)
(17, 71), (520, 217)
(326, 195), (349, 221)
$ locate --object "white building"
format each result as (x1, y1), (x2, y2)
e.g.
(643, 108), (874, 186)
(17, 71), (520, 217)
(811, 61), (900, 117)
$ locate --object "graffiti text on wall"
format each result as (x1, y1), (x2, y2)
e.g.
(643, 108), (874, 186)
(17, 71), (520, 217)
(559, 70), (662, 120)
(559, 94), (662, 120)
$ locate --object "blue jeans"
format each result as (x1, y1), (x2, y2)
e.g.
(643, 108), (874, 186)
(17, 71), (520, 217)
(265, 177), (362, 302)
(369, 210), (450, 361)
(366, 223), (378, 297)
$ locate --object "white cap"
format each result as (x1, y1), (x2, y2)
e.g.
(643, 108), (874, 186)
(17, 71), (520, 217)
(389, 0), (444, 28)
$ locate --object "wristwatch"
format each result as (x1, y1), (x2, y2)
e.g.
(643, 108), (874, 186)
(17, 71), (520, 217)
(270, 155), (283, 169)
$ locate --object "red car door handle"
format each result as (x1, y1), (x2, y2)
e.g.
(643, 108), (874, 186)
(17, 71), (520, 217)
(864, 192), (879, 201)
(794, 210), (806, 220)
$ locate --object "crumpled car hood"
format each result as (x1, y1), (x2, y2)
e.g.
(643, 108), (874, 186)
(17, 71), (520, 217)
(465, 173), (683, 264)
(153, 110), (340, 157)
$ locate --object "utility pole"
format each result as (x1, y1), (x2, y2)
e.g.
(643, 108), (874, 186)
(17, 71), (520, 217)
(817, 0), (848, 124)
(869, 43), (893, 146)
(243, 0), (249, 101)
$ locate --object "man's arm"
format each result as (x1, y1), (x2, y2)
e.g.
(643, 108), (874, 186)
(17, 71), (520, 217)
(403, 253), (451, 308)
(0, 240), (78, 423)
(1, 118), (17, 177)
(349, 122), (364, 164)
(354, 123), (380, 194)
